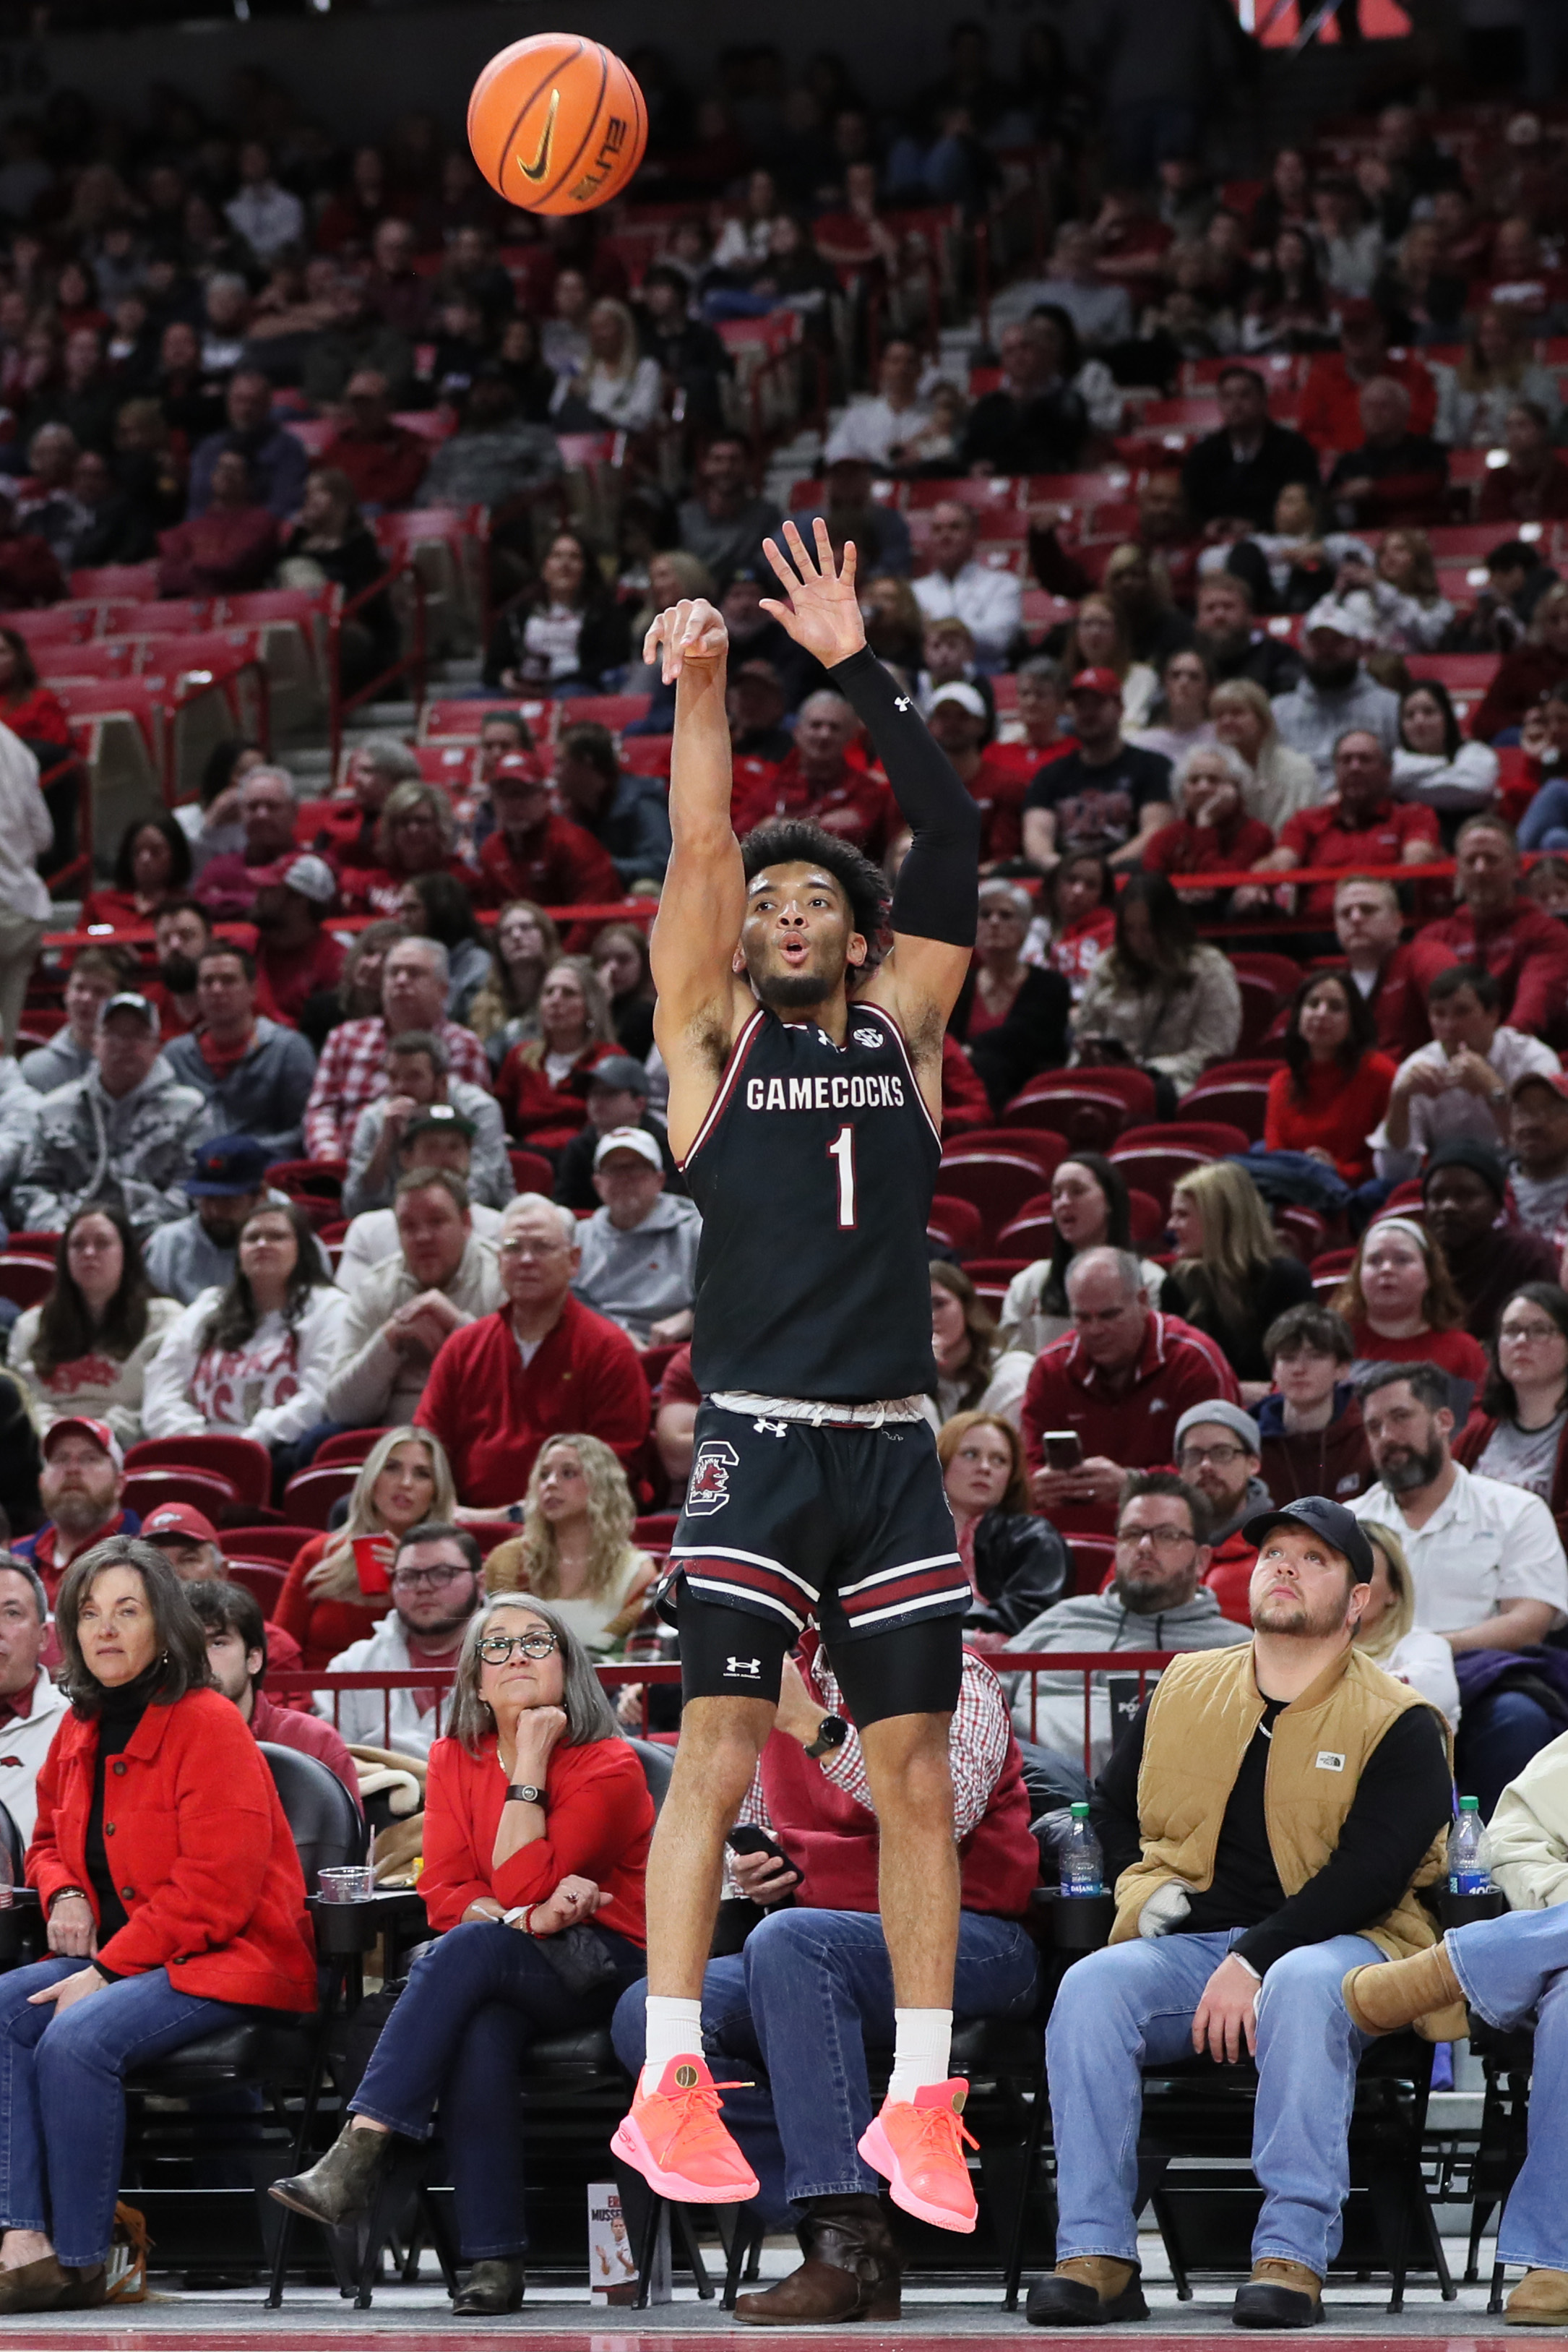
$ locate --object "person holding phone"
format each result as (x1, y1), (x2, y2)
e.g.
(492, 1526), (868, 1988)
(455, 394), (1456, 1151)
(611, 1639), (1041, 2324)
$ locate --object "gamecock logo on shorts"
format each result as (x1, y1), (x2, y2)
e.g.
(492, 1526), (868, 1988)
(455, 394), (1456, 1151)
(686, 1440), (738, 1515)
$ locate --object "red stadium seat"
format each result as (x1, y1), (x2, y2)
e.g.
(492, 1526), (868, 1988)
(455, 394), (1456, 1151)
(1181, 1081), (1271, 1141)
(1118, 1121), (1249, 1159)
(996, 1209), (1054, 1258)
(1230, 953), (1306, 1000)
(1236, 971), (1290, 1053)
(1310, 1247), (1356, 1302)
(634, 1514), (679, 1547)
(123, 1469), (237, 1519)
(559, 694), (652, 731)
(264, 1159), (343, 1199)
(509, 1148), (554, 1195)
(964, 1257), (1028, 1287)
(311, 1429), (392, 1469)
(0, 1256), (53, 1309)
(1067, 1536), (1118, 1596)
(1014, 1066), (1158, 1120)
(623, 734), (674, 778)
(1108, 1143), (1213, 1214)
(934, 1154), (1052, 1246)
(929, 1195), (984, 1256)
(1275, 1205), (1329, 1263)
(125, 1434), (273, 1509)
(217, 1527), (319, 1566)
(1127, 1190), (1166, 1249)
(955, 1126), (1067, 1177)
(5, 1233), (61, 1258)
(1001, 1087), (1127, 1156)
(69, 564), (158, 601)
(280, 1465), (360, 1529)
(225, 1561), (288, 1612)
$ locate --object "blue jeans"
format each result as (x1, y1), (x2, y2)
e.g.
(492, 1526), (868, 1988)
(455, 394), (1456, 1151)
(1518, 779), (1568, 852)
(1460, 1690), (1561, 1818)
(1447, 1907), (1568, 2270)
(0, 1957), (248, 2267)
(612, 1906), (1039, 2216)
(1047, 1928), (1383, 2277)
(351, 1919), (645, 2259)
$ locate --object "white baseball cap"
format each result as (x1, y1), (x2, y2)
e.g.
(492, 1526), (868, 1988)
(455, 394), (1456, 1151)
(593, 1126), (663, 1172)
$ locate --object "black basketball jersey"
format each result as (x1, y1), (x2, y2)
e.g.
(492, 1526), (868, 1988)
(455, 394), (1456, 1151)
(682, 1003), (942, 1404)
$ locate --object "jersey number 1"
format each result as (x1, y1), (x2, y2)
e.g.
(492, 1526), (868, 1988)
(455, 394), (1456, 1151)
(827, 1125), (858, 1229)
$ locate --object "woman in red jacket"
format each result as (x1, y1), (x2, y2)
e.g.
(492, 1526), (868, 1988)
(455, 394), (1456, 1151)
(1265, 969), (1397, 1187)
(0, 1537), (314, 2312)
(270, 1595), (652, 2315)
(494, 956), (621, 1146)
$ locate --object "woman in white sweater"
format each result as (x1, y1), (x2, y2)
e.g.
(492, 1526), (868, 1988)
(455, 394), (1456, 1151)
(142, 1201), (348, 1456)
(0, 716), (53, 1052)
(7, 1202), (183, 1448)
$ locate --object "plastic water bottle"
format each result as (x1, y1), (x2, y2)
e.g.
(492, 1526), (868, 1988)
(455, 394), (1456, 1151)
(1447, 1795), (1490, 1896)
(1060, 1802), (1105, 1898)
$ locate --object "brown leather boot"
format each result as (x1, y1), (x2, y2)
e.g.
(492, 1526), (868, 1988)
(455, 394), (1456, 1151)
(1025, 2255), (1148, 2324)
(1505, 2268), (1568, 2324)
(1233, 2257), (1323, 2327)
(733, 2194), (900, 2325)
(267, 2122), (392, 2227)
(1342, 1944), (1463, 2037)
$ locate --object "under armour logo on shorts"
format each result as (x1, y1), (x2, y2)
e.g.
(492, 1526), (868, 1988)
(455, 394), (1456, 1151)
(754, 1417), (788, 1437)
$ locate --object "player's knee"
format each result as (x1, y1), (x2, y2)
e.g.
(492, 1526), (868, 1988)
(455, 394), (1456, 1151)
(861, 1723), (953, 1818)
(667, 1698), (769, 1802)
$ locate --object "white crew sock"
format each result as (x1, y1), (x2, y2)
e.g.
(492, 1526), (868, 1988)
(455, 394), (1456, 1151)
(640, 1996), (705, 2095)
(886, 2007), (953, 2104)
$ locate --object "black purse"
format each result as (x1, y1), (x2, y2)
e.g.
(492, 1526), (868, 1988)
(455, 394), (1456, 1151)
(533, 1922), (621, 1996)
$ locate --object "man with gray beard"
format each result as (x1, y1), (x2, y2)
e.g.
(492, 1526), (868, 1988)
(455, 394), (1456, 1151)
(1351, 1362), (1568, 1813)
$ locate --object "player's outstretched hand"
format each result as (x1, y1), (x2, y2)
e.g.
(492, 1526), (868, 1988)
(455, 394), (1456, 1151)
(643, 596), (728, 683)
(760, 518), (867, 667)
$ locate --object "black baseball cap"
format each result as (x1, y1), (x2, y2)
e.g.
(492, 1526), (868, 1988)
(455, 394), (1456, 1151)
(186, 1135), (270, 1198)
(1241, 1497), (1375, 1584)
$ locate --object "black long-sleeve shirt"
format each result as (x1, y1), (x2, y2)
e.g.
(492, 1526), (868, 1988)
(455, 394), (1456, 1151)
(1092, 1683), (1452, 1976)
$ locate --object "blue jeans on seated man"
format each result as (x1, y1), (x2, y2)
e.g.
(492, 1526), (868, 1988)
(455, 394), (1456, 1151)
(1518, 779), (1568, 852)
(1459, 1688), (1562, 1819)
(1048, 1926), (1387, 2279)
(350, 1917), (645, 2261)
(0, 1957), (249, 2268)
(1447, 1907), (1568, 2272)
(611, 1906), (1040, 2221)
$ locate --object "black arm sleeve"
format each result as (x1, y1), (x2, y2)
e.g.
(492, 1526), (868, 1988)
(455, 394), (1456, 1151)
(1090, 1697), (1150, 1891)
(1233, 1707), (1453, 1976)
(828, 646), (981, 946)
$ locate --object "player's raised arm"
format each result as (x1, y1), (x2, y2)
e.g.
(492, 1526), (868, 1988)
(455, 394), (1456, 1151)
(648, 596), (746, 1048)
(759, 522), (980, 1045)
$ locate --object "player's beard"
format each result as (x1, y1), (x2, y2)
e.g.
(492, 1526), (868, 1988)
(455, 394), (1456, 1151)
(750, 950), (844, 1013)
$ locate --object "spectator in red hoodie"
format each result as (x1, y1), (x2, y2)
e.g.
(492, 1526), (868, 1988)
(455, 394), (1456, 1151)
(1265, 968), (1397, 1187)
(1419, 812), (1568, 1044)
(475, 754), (619, 914)
(319, 370), (429, 513)
(156, 449), (279, 597)
(731, 689), (893, 857)
(1298, 299), (1436, 455)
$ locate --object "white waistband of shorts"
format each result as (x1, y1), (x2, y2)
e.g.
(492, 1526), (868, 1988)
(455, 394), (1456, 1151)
(710, 1391), (926, 1428)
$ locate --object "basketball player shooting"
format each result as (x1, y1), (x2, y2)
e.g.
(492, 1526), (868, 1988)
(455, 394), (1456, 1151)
(612, 520), (984, 2231)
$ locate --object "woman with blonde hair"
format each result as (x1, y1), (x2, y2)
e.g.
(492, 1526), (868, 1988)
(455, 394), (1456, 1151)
(1056, 592), (1158, 731)
(1355, 1519), (1460, 1726)
(1209, 676), (1319, 831)
(494, 954), (620, 1144)
(467, 901), (561, 1068)
(1438, 303), (1562, 450)
(339, 781), (471, 920)
(484, 1433), (657, 1656)
(275, 1427), (458, 1672)
(936, 1409), (1067, 1641)
(569, 298), (663, 433)
(1160, 1160), (1313, 1394)
(1335, 528), (1453, 653)
(1332, 1215), (1489, 1417)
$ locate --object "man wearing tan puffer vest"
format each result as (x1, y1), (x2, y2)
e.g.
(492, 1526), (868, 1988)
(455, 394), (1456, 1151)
(1345, 1723), (1568, 2325)
(1026, 1496), (1456, 2332)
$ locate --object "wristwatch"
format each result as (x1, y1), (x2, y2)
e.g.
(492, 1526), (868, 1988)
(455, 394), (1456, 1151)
(505, 1783), (546, 1807)
(804, 1714), (849, 1760)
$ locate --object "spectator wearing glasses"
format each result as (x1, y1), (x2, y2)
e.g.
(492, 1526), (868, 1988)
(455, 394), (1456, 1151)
(415, 1196), (650, 1512)
(0, 1538), (314, 2314)
(273, 1595), (652, 2318)
(1455, 1284), (1568, 1540)
(316, 1521), (486, 1762)
(1030, 1499), (1456, 2330)
(1003, 1470), (1244, 1801)
(1172, 1402), (1273, 1622)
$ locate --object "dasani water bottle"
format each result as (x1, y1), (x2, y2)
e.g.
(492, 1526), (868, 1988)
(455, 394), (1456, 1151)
(1060, 1801), (1105, 1898)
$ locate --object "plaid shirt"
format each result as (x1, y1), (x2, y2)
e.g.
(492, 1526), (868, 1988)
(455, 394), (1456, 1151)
(734, 1646), (1010, 1854)
(302, 1018), (493, 1162)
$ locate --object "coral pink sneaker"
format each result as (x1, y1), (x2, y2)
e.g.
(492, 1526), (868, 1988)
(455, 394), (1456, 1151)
(858, 2078), (978, 2231)
(612, 2055), (758, 2203)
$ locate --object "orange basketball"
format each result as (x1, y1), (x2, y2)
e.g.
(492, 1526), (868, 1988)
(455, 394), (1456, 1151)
(467, 33), (647, 217)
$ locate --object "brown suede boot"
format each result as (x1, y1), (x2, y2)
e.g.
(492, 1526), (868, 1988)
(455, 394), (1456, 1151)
(1341, 1944), (1463, 2037)
(1025, 2255), (1148, 2325)
(1505, 2268), (1568, 2324)
(1233, 2257), (1323, 2327)
(0, 2257), (105, 2314)
(733, 2195), (900, 2325)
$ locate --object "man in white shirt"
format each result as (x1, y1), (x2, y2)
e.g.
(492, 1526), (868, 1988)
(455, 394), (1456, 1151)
(1508, 1069), (1568, 1246)
(318, 1523), (483, 1761)
(325, 1169), (502, 1428)
(823, 339), (931, 471)
(910, 502), (1022, 666)
(1353, 1362), (1568, 1810)
(224, 140), (305, 262)
(0, 1559), (66, 1842)
(1371, 961), (1560, 1183)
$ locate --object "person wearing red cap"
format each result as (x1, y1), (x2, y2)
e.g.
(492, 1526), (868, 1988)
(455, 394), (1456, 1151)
(137, 1500), (305, 1683)
(473, 754), (620, 917)
(13, 1420), (135, 1602)
(1020, 671), (1175, 874)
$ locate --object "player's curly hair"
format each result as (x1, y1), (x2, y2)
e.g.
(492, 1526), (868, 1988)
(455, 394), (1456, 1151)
(739, 820), (889, 945)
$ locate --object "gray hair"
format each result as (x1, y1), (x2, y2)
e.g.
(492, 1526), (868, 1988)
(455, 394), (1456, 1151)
(449, 1592), (620, 1756)
(1173, 740), (1249, 795)
(978, 879), (1033, 919)
(392, 935), (450, 987)
(243, 762), (300, 802)
(1065, 1244), (1144, 1300)
(0, 1555), (48, 1624)
(1016, 656), (1059, 691)
(798, 690), (858, 730)
(501, 1191), (577, 1247)
(356, 737), (422, 786)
